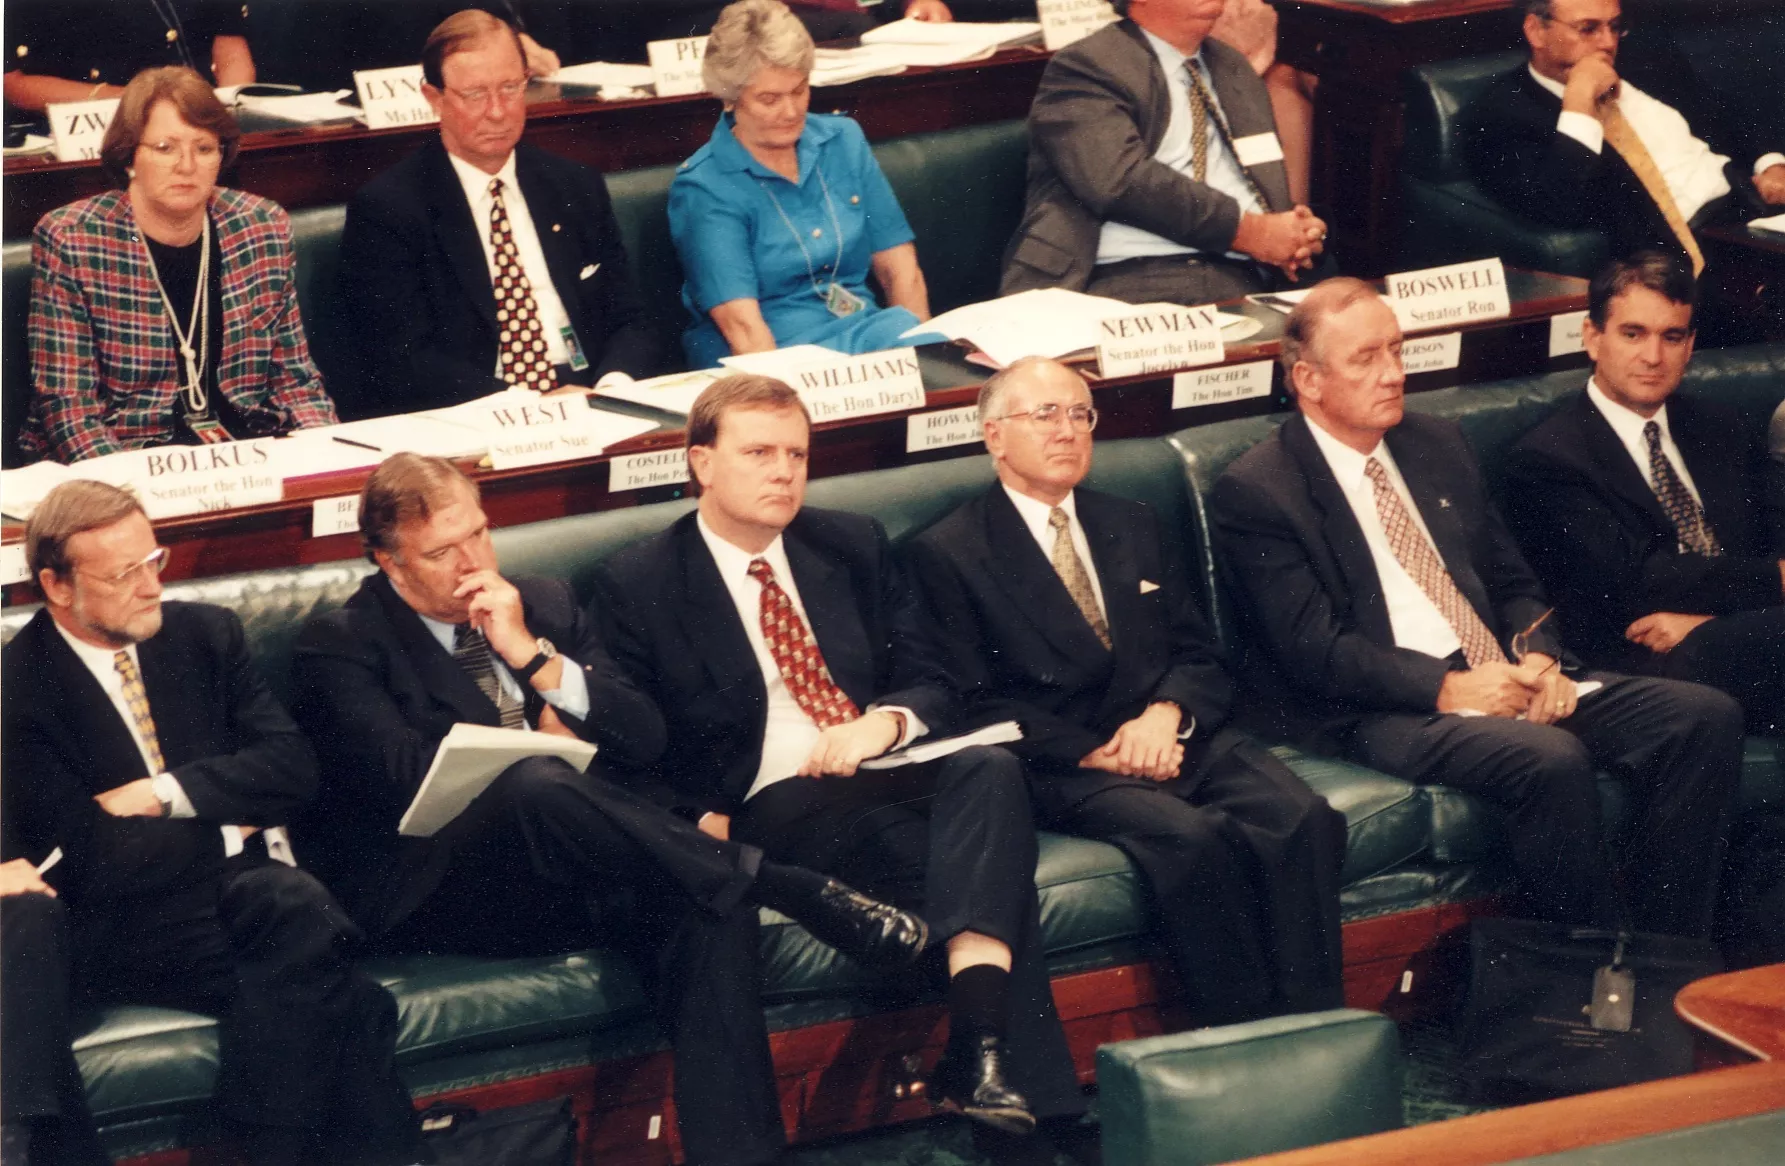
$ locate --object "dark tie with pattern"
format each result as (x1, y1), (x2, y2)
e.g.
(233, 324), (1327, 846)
(488, 177), (557, 393)
(1644, 420), (1721, 556)
(1049, 507), (1111, 649)
(748, 558), (861, 729)
(453, 623), (527, 729)
(1184, 61), (1270, 208)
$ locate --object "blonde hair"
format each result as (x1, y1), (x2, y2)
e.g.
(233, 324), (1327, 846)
(26, 480), (146, 579)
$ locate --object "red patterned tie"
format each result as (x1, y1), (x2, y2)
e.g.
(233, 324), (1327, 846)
(488, 178), (557, 393)
(1365, 458), (1508, 668)
(748, 557), (861, 729)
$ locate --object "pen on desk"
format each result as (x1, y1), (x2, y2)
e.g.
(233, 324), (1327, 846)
(332, 436), (383, 452)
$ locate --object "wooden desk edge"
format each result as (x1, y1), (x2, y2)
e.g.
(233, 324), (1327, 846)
(1674, 963), (1785, 1062)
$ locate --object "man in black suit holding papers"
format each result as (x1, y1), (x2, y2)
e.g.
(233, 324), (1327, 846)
(290, 452), (927, 1166)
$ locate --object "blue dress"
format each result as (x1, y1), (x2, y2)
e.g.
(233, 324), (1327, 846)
(669, 112), (945, 368)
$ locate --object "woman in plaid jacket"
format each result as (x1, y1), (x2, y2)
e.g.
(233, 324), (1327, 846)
(19, 67), (338, 464)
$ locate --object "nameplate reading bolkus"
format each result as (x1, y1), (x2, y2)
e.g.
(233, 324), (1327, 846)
(1096, 305), (1225, 379)
(119, 440), (287, 519)
(46, 97), (120, 162)
(1036, 0), (1119, 51)
(647, 36), (709, 98)
(485, 394), (603, 470)
(794, 348), (926, 423)
(353, 65), (438, 129)
(1385, 257), (1510, 332)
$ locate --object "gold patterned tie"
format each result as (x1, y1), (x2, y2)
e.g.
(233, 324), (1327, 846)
(114, 651), (167, 772)
(1364, 459), (1508, 668)
(1599, 101), (1706, 276)
(488, 178), (559, 392)
(1049, 508), (1111, 650)
(1185, 62), (1271, 208)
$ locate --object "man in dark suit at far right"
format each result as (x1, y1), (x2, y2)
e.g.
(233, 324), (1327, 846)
(1209, 277), (1743, 938)
(1503, 252), (1784, 732)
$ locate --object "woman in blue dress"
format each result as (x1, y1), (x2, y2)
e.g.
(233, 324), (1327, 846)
(668, 0), (945, 368)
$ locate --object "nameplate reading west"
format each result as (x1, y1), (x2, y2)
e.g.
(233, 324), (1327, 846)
(1096, 304), (1225, 379)
(353, 66), (438, 129)
(1385, 258), (1509, 332)
(46, 97), (120, 162)
(648, 37), (710, 98)
(484, 394), (604, 470)
(794, 348), (926, 423)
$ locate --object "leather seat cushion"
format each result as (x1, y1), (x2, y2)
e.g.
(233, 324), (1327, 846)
(1273, 746), (1429, 883)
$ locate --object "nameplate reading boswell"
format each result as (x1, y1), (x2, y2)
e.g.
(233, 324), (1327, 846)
(484, 394), (602, 470)
(1097, 304), (1225, 379)
(1037, 0), (1118, 51)
(793, 348), (926, 423)
(648, 36), (709, 97)
(46, 97), (120, 162)
(906, 405), (984, 453)
(120, 440), (287, 519)
(1385, 258), (1509, 332)
(353, 65), (438, 128)
(609, 449), (692, 492)
(1172, 359), (1272, 410)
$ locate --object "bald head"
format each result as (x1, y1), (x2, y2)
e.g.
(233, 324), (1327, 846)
(1281, 278), (1407, 453)
(982, 357), (1098, 505)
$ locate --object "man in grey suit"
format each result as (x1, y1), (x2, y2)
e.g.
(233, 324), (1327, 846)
(1003, 0), (1327, 305)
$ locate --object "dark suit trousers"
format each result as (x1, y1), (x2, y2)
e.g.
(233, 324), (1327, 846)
(1039, 729), (1347, 1026)
(732, 746), (1085, 1120)
(73, 855), (416, 1165)
(2, 892), (107, 1166)
(381, 757), (783, 1166)
(1655, 606), (1785, 734)
(1342, 675), (1742, 937)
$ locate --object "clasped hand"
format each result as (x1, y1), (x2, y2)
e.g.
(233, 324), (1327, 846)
(1437, 655), (1577, 724)
(1079, 703), (1183, 780)
(1235, 206), (1327, 282)
(798, 709), (904, 777)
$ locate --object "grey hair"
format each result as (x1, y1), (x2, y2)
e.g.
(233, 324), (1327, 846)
(977, 356), (1088, 424)
(703, 0), (816, 105)
(1278, 277), (1380, 380)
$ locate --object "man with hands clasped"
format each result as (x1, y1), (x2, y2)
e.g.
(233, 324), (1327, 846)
(1210, 278), (1743, 937)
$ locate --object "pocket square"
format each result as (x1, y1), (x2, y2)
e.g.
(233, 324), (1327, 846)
(580, 263), (600, 280)
(1139, 580), (1160, 594)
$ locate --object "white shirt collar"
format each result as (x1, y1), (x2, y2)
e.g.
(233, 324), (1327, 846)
(697, 512), (795, 589)
(51, 616), (140, 690)
(1002, 483), (1080, 544)
(1586, 375), (1673, 448)
(446, 149), (520, 215)
(1303, 415), (1389, 491)
(1528, 63), (1567, 101)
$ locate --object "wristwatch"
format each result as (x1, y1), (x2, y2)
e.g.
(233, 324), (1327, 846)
(516, 637), (558, 683)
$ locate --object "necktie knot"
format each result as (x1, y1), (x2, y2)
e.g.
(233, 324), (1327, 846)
(1643, 419), (1663, 450)
(1048, 506), (1070, 532)
(1365, 456), (1388, 485)
(113, 649), (133, 676)
(488, 176), (504, 199)
(747, 557), (775, 585)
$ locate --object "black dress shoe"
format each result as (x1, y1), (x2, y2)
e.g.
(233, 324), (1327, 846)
(797, 879), (929, 971)
(930, 1034), (1037, 1136)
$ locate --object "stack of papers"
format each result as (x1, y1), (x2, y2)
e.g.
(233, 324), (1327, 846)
(859, 19), (1043, 63)
(548, 61), (655, 98)
(3, 133), (54, 157)
(910, 288), (1252, 367)
(593, 369), (723, 416)
(1749, 212), (1785, 235)
(234, 89), (362, 124)
(0, 461), (81, 521)
(812, 46), (911, 87)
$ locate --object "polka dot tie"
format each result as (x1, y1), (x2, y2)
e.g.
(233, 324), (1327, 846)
(748, 558), (860, 730)
(488, 178), (557, 393)
(1644, 421), (1721, 557)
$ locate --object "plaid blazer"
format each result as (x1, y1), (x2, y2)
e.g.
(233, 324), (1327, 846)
(20, 188), (338, 464)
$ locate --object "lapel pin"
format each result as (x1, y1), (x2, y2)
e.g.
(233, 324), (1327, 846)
(1438, 498), (1452, 509)
(551, 223), (562, 232)
(1139, 580), (1160, 594)
(580, 263), (598, 279)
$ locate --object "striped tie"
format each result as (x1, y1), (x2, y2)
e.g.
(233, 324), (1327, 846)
(453, 623), (527, 729)
(114, 651), (166, 771)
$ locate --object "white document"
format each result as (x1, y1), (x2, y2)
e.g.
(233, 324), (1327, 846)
(718, 344), (843, 378)
(233, 89), (361, 124)
(0, 460), (81, 520)
(1247, 288), (1315, 314)
(860, 721), (1024, 770)
(1749, 212), (1785, 234)
(811, 47), (911, 87)
(860, 19), (1042, 53)
(549, 61), (655, 89)
(399, 723), (597, 837)
(911, 289), (1251, 368)
(593, 369), (722, 416)
(3, 133), (54, 157)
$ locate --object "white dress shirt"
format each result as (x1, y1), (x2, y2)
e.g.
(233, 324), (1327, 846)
(1097, 29), (1267, 265)
(1002, 484), (1108, 620)
(414, 611), (591, 722)
(1528, 66), (1782, 222)
(1586, 376), (1707, 507)
(696, 514), (923, 801)
(53, 620), (294, 864)
(447, 149), (576, 368)
(1304, 420), (1466, 660)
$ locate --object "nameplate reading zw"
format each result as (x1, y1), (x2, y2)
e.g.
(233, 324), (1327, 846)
(648, 37), (710, 98)
(793, 348), (926, 423)
(1096, 304), (1225, 379)
(484, 395), (604, 470)
(1037, 0), (1119, 51)
(1172, 359), (1273, 410)
(905, 405), (984, 453)
(119, 440), (287, 519)
(609, 449), (692, 492)
(353, 66), (438, 129)
(1385, 257), (1510, 332)
(46, 97), (121, 162)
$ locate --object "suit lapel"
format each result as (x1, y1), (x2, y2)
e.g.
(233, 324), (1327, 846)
(1576, 393), (1674, 532)
(33, 615), (151, 788)
(982, 487), (1111, 664)
(515, 149), (581, 327)
(1385, 426), (1497, 627)
(368, 574), (500, 726)
(672, 519), (764, 706)
(786, 530), (877, 704)
(1284, 417), (1398, 645)
(1667, 397), (1744, 547)
(425, 143), (500, 334)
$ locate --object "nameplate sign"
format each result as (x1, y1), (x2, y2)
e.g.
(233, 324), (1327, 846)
(311, 495), (361, 538)
(1402, 332), (1462, 375)
(484, 394), (603, 470)
(1385, 258), (1510, 332)
(792, 348), (926, 423)
(1549, 310), (1588, 358)
(352, 66), (437, 129)
(46, 98), (120, 162)
(116, 440), (286, 519)
(0, 543), (29, 587)
(905, 404), (984, 453)
(647, 37), (709, 98)
(1096, 305), (1224, 379)
(1172, 359), (1273, 410)
(1037, 0), (1118, 51)
(608, 449), (691, 492)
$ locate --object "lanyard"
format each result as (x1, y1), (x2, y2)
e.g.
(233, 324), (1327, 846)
(759, 163), (847, 305)
(139, 214), (213, 417)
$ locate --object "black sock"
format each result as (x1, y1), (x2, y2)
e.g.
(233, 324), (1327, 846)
(751, 861), (832, 919)
(948, 963), (1011, 1045)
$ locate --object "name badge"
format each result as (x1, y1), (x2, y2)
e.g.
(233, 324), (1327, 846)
(791, 348), (926, 422)
(46, 97), (120, 162)
(352, 65), (437, 129)
(1096, 304), (1225, 379)
(109, 439), (288, 519)
(1385, 257), (1510, 332)
(1232, 132), (1286, 168)
(1036, 0), (1119, 52)
(647, 36), (709, 98)
(559, 324), (590, 372)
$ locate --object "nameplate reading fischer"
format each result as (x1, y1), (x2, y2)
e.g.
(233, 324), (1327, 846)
(118, 440), (287, 519)
(1097, 304), (1225, 379)
(484, 394), (603, 470)
(793, 348), (926, 423)
(1385, 258), (1510, 332)
(46, 97), (120, 162)
(353, 66), (438, 129)
(648, 37), (709, 98)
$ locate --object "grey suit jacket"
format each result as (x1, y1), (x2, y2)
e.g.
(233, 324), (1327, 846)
(1001, 20), (1291, 295)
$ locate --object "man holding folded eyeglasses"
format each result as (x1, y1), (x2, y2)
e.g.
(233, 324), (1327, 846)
(2, 480), (423, 1165)
(1463, 0), (1785, 274)
(907, 356), (1346, 1028)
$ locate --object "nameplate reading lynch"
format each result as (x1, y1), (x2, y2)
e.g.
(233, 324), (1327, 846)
(353, 66), (438, 129)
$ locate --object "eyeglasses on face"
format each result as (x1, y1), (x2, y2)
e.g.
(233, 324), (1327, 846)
(445, 79), (530, 109)
(78, 546), (169, 588)
(1539, 15), (1627, 39)
(139, 138), (221, 162)
(997, 403), (1100, 433)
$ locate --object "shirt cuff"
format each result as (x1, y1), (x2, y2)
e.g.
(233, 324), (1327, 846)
(593, 371), (635, 391)
(868, 705), (926, 750)
(221, 824), (245, 858)
(1177, 716), (1198, 742)
(1755, 153), (1785, 177)
(539, 657), (592, 722)
(1557, 111), (1604, 155)
(152, 772), (196, 818)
